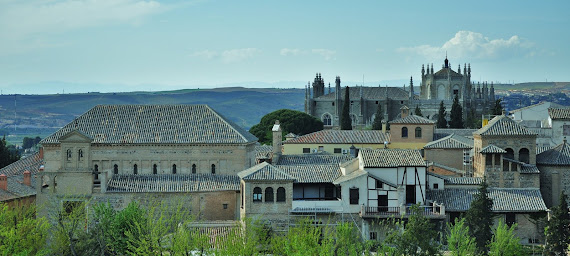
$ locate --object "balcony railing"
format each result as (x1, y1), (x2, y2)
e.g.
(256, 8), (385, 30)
(361, 203), (445, 219)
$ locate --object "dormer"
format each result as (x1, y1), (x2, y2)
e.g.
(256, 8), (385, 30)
(59, 130), (93, 171)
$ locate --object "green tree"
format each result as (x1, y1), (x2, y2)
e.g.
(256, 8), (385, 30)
(447, 218), (477, 256)
(449, 95), (464, 128)
(249, 109), (324, 145)
(372, 103), (383, 130)
(340, 86), (352, 130)
(465, 181), (494, 254)
(488, 222), (526, 256)
(414, 105), (423, 117)
(492, 98), (504, 115)
(0, 203), (51, 255)
(383, 204), (441, 256)
(0, 136), (20, 169)
(334, 222), (366, 256)
(545, 192), (570, 256)
(437, 101), (447, 128)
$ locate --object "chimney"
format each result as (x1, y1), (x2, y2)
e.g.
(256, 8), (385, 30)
(0, 174), (7, 191)
(24, 170), (31, 186)
(381, 120), (387, 133)
(39, 147), (44, 159)
(272, 120), (282, 163)
(400, 105), (410, 118)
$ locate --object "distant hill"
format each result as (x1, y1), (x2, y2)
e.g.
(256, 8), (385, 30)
(0, 87), (305, 144)
(492, 82), (570, 91)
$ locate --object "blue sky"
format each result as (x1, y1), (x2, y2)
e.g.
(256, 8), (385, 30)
(0, 0), (568, 94)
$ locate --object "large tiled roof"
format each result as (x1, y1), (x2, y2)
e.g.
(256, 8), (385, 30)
(537, 140), (570, 166)
(0, 175), (37, 202)
(473, 115), (536, 136)
(277, 164), (341, 183)
(548, 108), (570, 120)
(283, 130), (389, 144)
(389, 115), (436, 124)
(106, 174), (240, 193)
(276, 153), (354, 165)
(443, 177), (483, 185)
(238, 163), (294, 181)
(360, 148), (426, 168)
(41, 105), (257, 145)
(424, 134), (473, 149)
(428, 188), (547, 212)
(316, 87), (409, 100)
(255, 145), (273, 160)
(479, 144), (507, 154)
(434, 128), (477, 140)
(0, 152), (44, 177)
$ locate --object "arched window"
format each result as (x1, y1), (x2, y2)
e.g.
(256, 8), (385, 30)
(66, 149), (72, 160)
(265, 187), (274, 202)
(277, 187), (286, 202)
(401, 127), (408, 138)
(133, 164), (138, 175)
(253, 187), (262, 202)
(153, 164), (157, 175)
(519, 148), (530, 164)
(78, 149), (83, 160)
(415, 127), (422, 138)
(192, 164), (196, 174)
(172, 164), (177, 174)
(211, 164), (216, 174)
(94, 165), (99, 181)
(505, 148), (514, 160)
(322, 113), (332, 126)
(113, 164), (118, 175)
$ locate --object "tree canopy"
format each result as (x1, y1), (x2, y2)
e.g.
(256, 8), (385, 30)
(0, 136), (20, 169)
(372, 103), (383, 130)
(249, 109), (323, 145)
(492, 98), (504, 116)
(465, 181), (494, 254)
(449, 95), (464, 128)
(545, 192), (570, 255)
(414, 105), (423, 117)
(340, 86), (352, 130)
(436, 101), (448, 128)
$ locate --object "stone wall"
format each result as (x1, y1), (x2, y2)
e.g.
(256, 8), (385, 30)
(425, 148), (464, 170)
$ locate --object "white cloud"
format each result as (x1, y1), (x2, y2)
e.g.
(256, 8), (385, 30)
(397, 31), (533, 60)
(191, 48), (261, 63)
(280, 48), (303, 56)
(280, 48), (336, 60)
(311, 49), (336, 61)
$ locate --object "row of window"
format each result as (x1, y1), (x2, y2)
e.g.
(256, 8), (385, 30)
(401, 127), (422, 138)
(103, 164), (216, 175)
(66, 149), (84, 161)
(253, 187), (286, 202)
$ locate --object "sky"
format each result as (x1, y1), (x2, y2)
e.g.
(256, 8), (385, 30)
(0, 0), (568, 94)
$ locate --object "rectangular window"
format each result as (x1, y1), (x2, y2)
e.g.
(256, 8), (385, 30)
(334, 148), (342, 154)
(433, 183), (439, 189)
(349, 188), (359, 205)
(375, 179), (383, 190)
(485, 155), (493, 166)
(303, 148), (310, 154)
(506, 213), (516, 227)
(370, 232), (377, 240)
(223, 203), (228, 209)
(318, 146), (324, 152)
(463, 150), (471, 165)
(406, 185), (416, 204)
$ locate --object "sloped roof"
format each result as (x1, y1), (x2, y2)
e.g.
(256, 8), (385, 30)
(502, 158), (540, 174)
(255, 145), (273, 159)
(0, 152), (44, 177)
(537, 140), (570, 165)
(276, 153), (354, 165)
(424, 134), (473, 149)
(480, 144), (507, 154)
(283, 130), (389, 144)
(548, 108), (570, 120)
(238, 162), (294, 181)
(427, 188), (547, 212)
(434, 128), (477, 140)
(443, 177), (483, 185)
(106, 174), (240, 193)
(316, 87), (409, 100)
(360, 148), (426, 168)
(0, 175), (37, 202)
(389, 115), (436, 124)
(473, 115), (536, 136)
(433, 67), (463, 77)
(277, 164), (341, 183)
(41, 105), (257, 145)
(333, 169), (367, 184)
(510, 101), (564, 113)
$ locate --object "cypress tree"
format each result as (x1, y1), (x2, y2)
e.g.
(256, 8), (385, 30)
(414, 105), (423, 117)
(492, 98), (504, 115)
(545, 192), (570, 255)
(437, 101), (447, 128)
(372, 103), (383, 130)
(465, 181), (494, 254)
(340, 86), (352, 130)
(449, 95), (464, 128)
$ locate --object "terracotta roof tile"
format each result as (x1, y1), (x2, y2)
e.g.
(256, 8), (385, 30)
(106, 174), (239, 193)
(480, 144), (507, 154)
(428, 188), (547, 212)
(283, 130), (389, 144)
(277, 165), (341, 183)
(389, 115), (436, 124)
(0, 152), (44, 177)
(360, 148), (425, 168)
(548, 108), (570, 120)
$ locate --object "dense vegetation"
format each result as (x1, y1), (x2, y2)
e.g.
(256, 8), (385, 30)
(249, 109), (323, 145)
(0, 136), (19, 169)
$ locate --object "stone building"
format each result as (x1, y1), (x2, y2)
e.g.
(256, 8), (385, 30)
(537, 139), (570, 207)
(36, 104), (258, 221)
(424, 133), (474, 172)
(388, 111), (436, 149)
(282, 130), (390, 155)
(304, 57), (495, 128)
(0, 151), (44, 207)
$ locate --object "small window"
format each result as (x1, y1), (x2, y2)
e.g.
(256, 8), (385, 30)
(401, 127), (408, 138)
(415, 127), (422, 138)
(370, 232), (377, 240)
(192, 164), (196, 174)
(66, 149), (72, 160)
(113, 164), (118, 175)
(303, 148), (310, 154)
(322, 114), (332, 126)
(265, 187), (274, 203)
(433, 183), (439, 189)
(93, 165), (99, 182)
(375, 101), (379, 104)
(486, 155), (493, 166)
(506, 213), (516, 227)
(78, 149), (83, 160)
(376, 179), (383, 189)
(211, 164), (216, 174)
(332, 102), (335, 106)
(172, 164), (177, 174)
(277, 187), (286, 202)
(318, 146), (324, 152)
(253, 187), (262, 202)
(153, 164), (157, 175)
(334, 148), (342, 154)
(495, 154), (501, 166)
(133, 164), (138, 175)
(223, 203), (228, 209)
(349, 188), (359, 205)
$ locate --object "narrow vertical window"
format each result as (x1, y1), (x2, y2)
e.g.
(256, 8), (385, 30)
(133, 164), (138, 175)
(172, 164), (177, 174)
(78, 149), (83, 160)
(66, 149), (72, 160)
(277, 187), (286, 202)
(211, 164), (216, 174)
(253, 187), (262, 202)
(415, 127), (422, 138)
(113, 164), (118, 175)
(153, 164), (157, 175)
(265, 187), (274, 203)
(94, 164), (99, 182)
(401, 127), (408, 138)
(350, 188), (359, 205)
(192, 164), (196, 174)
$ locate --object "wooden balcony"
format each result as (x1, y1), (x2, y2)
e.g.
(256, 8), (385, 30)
(360, 203), (446, 219)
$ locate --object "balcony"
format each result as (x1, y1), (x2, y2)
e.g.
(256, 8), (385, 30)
(290, 199), (345, 214)
(360, 203), (446, 219)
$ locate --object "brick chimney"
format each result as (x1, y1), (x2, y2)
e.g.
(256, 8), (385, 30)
(39, 147), (44, 159)
(400, 105), (409, 118)
(0, 174), (7, 191)
(23, 171), (31, 186)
